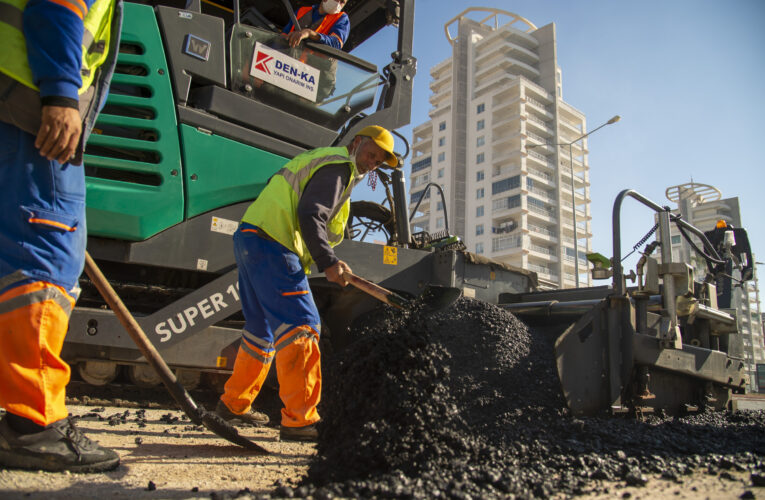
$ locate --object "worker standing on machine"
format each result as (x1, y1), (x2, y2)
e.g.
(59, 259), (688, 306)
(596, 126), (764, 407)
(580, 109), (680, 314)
(215, 125), (398, 441)
(283, 0), (349, 49)
(0, 0), (122, 472)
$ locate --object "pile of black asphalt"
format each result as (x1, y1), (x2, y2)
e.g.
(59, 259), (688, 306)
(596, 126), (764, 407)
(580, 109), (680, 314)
(278, 297), (765, 499)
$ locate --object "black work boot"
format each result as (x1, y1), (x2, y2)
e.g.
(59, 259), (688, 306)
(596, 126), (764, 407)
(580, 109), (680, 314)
(214, 400), (269, 427)
(0, 416), (120, 473)
(279, 423), (318, 442)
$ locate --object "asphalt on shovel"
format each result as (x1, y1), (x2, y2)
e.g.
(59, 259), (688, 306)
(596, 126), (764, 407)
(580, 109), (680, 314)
(345, 272), (461, 313)
(84, 252), (268, 453)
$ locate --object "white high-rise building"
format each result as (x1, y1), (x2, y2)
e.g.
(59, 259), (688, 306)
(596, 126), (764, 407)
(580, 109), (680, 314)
(665, 182), (764, 392)
(409, 8), (593, 289)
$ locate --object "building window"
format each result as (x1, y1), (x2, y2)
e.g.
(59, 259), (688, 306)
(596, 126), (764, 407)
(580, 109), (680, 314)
(436, 201), (443, 211)
(492, 175), (520, 195)
(671, 235), (681, 245)
(438, 152), (445, 162)
(438, 121), (446, 131)
(476, 224), (484, 236)
(475, 242), (484, 254)
(437, 168), (444, 178)
(476, 103), (485, 114)
(476, 153), (485, 164)
(410, 189), (430, 204)
(411, 156), (432, 173)
(476, 170), (484, 182)
(493, 194), (521, 211)
(438, 137), (446, 147)
(476, 205), (484, 217)
(476, 188), (484, 199)
(476, 136), (485, 147)
(477, 119), (485, 131)
(436, 217), (444, 229)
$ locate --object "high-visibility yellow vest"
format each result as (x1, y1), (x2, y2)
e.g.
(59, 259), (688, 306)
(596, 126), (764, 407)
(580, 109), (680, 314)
(242, 147), (360, 273)
(0, 0), (116, 93)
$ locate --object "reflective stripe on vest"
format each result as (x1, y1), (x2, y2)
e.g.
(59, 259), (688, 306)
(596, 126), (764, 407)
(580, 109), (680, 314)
(0, 0), (115, 92)
(241, 147), (359, 272)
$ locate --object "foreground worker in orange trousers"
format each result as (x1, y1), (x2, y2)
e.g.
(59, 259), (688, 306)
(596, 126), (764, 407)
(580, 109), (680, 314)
(0, 0), (122, 472)
(214, 125), (398, 441)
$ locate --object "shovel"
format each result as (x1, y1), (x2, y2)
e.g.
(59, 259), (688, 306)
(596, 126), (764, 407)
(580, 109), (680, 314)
(344, 272), (461, 314)
(84, 252), (268, 453)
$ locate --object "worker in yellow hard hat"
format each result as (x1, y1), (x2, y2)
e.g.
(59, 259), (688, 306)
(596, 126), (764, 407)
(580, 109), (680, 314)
(214, 125), (398, 441)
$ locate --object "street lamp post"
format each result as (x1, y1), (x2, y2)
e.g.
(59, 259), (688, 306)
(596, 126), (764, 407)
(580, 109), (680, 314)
(527, 115), (620, 288)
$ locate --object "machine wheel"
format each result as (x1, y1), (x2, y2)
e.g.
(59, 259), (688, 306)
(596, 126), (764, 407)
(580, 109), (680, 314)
(78, 361), (119, 386)
(175, 369), (201, 390)
(128, 364), (162, 388)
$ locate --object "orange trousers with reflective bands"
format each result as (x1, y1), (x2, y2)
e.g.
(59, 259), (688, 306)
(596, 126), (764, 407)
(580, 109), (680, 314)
(0, 281), (75, 426)
(221, 325), (321, 427)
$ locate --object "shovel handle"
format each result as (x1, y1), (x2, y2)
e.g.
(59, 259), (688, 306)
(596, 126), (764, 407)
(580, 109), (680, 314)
(345, 273), (405, 309)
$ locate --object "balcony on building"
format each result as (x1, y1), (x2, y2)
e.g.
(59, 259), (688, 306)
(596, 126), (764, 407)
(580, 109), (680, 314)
(528, 241), (558, 262)
(429, 58), (452, 81)
(411, 155), (432, 175)
(491, 232), (524, 255)
(492, 162), (520, 179)
(492, 102), (522, 129)
(525, 115), (553, 139)
(413, 122), (432, 143)
(559, 184), (591, 206)
(525, 163), (555, 186)
(527, 262), (559, 283)
(429, 86), (452, 107)
(492, 149), (522, 167)
(527, 222), (558, 243)
(524, 141), (556, 170)
(474, 58), (539, 89)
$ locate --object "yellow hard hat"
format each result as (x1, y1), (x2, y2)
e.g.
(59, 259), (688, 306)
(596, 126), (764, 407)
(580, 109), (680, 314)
(716, 220), (727, 229)
(356, 125), (399, 167)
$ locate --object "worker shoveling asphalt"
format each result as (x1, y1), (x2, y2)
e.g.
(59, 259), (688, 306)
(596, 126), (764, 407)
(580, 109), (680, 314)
(280, 297), (765, 499)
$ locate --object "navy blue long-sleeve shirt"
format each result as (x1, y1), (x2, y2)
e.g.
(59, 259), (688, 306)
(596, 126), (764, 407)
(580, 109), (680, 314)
(23, 0), (95, 104)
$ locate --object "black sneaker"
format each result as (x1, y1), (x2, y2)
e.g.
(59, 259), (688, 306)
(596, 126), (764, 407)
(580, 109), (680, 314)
(214, 400), (269, 427)
(279, 423), (318, 442)
(0, 417), (120, 473)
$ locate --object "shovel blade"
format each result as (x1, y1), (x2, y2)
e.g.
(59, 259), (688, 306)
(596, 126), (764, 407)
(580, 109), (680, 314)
(200, 409), (269, 453)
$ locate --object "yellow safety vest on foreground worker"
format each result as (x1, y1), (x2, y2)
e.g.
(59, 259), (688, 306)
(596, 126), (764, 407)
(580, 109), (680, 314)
(242, 146), (360, 273)
(0, 0), (116, 92)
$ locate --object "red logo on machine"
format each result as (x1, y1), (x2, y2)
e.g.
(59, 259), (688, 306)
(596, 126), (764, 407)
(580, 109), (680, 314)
(253, 51), (273, 74)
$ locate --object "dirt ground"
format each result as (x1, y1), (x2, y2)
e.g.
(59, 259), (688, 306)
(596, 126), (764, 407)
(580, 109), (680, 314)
(0, 404), (762, 499)
(0, 405), (314, 499)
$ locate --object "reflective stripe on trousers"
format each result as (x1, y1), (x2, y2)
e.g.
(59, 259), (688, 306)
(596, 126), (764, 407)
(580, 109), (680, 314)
(0, 281), (76, 426)
(221, 325), (321, 428)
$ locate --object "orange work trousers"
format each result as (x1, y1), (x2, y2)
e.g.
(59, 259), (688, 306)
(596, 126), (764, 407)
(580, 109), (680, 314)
(221, 325), (321, 428)
(0, 281), (76, 426)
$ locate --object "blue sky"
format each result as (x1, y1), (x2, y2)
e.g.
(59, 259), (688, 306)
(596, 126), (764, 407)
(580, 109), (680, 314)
(352, 0), (765, 294)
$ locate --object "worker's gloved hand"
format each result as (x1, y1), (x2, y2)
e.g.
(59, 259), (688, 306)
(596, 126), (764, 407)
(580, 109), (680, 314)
(286, 28), (316, 48)
(325, 260), (351, 287)
(36, 105), (82, 164)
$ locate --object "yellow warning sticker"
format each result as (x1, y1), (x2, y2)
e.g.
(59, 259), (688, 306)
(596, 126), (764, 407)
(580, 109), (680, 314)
(383, 246), (398, 265)
(216, 356), (227, 368)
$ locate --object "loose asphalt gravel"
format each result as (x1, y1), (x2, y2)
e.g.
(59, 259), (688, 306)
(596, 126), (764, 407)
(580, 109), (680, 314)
(284, 297), (765, 499)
